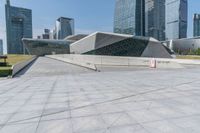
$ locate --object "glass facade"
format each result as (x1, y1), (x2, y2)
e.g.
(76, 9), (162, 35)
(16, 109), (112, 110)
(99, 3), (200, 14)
(0, 39), (3, 55)
(114, 0), (145, 36)
(56, 17), (74, 39)
(145, 0), (165, 41)
(85, 37), (149, 57)
(165, 0), (188, 40)
(193, 14), (200, 37)
(22, 39), (70, 56)
(5, 0), (32, 54)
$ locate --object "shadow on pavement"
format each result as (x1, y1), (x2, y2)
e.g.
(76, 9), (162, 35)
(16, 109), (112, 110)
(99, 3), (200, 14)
(14, 58), (38, 78)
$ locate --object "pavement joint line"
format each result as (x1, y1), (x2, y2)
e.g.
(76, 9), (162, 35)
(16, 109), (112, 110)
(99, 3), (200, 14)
(0, 85), (31, 107)
(0, 78), (31, 95)
(0, 111), (126, 126)
(0, 86), (36, 131)
(65, 75), (74, 133)
(102, 113), (124, 133)
(72, 78), (107, 133)
(2, 111), (200, 127)
(2, 79), (199, 126)
(34, 77), (58, 133)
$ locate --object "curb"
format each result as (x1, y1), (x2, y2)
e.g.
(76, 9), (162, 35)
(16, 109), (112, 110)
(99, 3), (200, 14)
(11, 56), (38, 78)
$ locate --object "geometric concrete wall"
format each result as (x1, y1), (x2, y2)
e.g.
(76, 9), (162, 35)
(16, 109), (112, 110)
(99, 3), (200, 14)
(70, 32), (131, 54)
(70, 32), (173, 58)
(142, 39), (172, 58)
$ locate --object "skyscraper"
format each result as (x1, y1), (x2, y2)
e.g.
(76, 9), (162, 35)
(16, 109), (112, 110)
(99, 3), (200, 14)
(165, 0), (188, 40)
(145, 0), (165, 41)
(42, 29), (50, 39)
(114, 0), (145, 36)
(55, 17), (74, 39)
(0, 39), (3, 55)
(5, 0), (32, 54)
(193, 14), (200, 37)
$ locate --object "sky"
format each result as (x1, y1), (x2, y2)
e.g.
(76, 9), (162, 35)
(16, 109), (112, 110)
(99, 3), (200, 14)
(0, 0), (199, 53)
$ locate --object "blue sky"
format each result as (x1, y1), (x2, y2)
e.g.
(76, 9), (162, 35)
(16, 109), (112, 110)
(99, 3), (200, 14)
(0, 0), (199, 52)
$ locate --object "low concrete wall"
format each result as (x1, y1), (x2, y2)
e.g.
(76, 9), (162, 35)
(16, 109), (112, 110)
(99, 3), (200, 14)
(47, 54), (183, 70)
(12, 56), (37, 77)
(173, 59), (200, 65)
(46, 55), (97, 71)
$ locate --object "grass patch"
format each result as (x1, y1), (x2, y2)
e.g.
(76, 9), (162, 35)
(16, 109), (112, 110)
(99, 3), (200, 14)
(4, 55), (33, 65)
(176, 55), (200, 60)
(0, 54), (33, 77)
(0, 67), (12, 77)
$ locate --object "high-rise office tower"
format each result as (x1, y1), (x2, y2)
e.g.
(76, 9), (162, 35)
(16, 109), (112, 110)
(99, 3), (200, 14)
(165, 0), (188, 40)
(5, 0), (32, 54)
(193, 14), (200, 37)
(44, 29), (50, 34)
(0, 39), (3, 55)
(114, 0), (145, 36)
(55, 17), (74, 39)
(145, 0), (165, 41)
(42, 29), (50, 39)
(49, 30), (54, 39)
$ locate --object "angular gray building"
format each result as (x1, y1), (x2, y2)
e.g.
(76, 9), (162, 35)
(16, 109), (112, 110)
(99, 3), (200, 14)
(22, 39), (71, 56)
(23, 32), (173, 58)
(5, 0), (32, 54)
(193, 14), (200, 37)
(70, 32), (173, 58)
(114, 0), (145, 36)
(163, 37), (200, 55)
(55, 17), (74, 39)
(165, 0), (188, 40)
(145, 0), (165, 41)
(0, 39), (3, 55)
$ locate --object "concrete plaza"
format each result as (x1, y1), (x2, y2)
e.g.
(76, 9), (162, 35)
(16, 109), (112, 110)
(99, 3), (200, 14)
(0, 57), (200, 133)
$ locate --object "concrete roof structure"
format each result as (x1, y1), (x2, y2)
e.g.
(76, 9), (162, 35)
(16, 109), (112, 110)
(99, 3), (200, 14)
(0, 57), (200, 133)
(70, 32), (173, 58)
(64, 34), (88, 43)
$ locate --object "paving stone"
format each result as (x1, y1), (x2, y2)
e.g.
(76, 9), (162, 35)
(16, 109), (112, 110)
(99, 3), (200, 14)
(0, 57), (200, 133)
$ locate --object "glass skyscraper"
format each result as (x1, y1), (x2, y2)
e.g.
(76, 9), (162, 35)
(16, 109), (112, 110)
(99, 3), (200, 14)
(165, 0), (188, 40)
(55, 17), (74, 39)
(145, 0), (165, 41)
(114, 0), (145, 36)
(193, 14), (200, 37)
(5, 0), (32, 54)
(0, 39), (3, 55)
